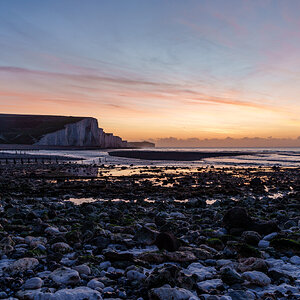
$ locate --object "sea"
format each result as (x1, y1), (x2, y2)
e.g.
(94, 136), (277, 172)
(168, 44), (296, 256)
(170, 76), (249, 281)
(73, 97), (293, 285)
(4, 147), (300, 167)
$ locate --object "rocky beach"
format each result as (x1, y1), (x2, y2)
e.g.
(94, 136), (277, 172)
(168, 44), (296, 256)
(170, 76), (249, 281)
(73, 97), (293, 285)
(0, 162), (299, 299)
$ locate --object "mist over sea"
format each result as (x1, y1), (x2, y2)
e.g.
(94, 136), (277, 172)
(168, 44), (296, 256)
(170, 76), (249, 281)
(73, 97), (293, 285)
(7, 147), (300, 167)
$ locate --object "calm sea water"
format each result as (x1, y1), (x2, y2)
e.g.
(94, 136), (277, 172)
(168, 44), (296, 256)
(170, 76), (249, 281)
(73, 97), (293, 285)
(11, 147), (300, 167)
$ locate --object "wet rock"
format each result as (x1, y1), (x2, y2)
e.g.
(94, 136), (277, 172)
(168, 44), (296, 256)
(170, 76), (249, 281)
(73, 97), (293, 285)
(6, 257), (39, 274)
(196, 279), (223, 292)
(165, 251), (197, 263)
(87, 278), (105, 289)
(270, 238), (300, 254)
(220, 267), (244, 285)
(23, 277), (43, 289)
(250, 221), (279, 236)
(45, 227), (61, 236)
(290, 255), (300, 265)
(35, 286), (102, 300)
(227, 290), (255, 300)
(241, 270), (271, 286)
(237, 257), (268, 273)
(187, 263), (216, 281)
(73, 264), (91, 275)
(103, 250), (134, 261)
(16, 289), (41, 299)
(223, 207), (279, 235)
(50, 267), (80, 285)
(241, 231), (261, 246)
(134, 225), (158, 245)
(223, 207), (253, 231)
(263, 232), (278, 241)
(148, 284), (198, 300)
(258, 240), (270, 248)
(51, 242), (72, 253)
(127, 270), (146, 282)
(283, 220), (297, 229)
(145, 264), (196, 290)
(154, 232), (180, 252)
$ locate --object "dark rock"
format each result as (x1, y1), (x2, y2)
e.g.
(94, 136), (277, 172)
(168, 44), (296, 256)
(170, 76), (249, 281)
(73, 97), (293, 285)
(154, 232), (180, 252)
(223, 207), (253, 231)
(220, 267), (244, 285)
(145, 264), (196, 290)
(241, 231), (261, 246)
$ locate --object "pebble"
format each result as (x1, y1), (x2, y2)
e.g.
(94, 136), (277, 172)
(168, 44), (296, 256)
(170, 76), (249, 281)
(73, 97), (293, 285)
(241, 271), (271, 286)
(50, 267), (80, 285)
(23, 277), (43, 289)
(258, 240), (270, 248)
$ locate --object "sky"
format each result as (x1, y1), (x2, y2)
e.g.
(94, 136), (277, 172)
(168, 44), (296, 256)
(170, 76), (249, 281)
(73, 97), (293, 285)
(0, 0), (300, 142)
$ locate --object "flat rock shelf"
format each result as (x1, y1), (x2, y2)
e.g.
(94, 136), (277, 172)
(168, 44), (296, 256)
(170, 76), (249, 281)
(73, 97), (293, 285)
(108, 150), (252, 161)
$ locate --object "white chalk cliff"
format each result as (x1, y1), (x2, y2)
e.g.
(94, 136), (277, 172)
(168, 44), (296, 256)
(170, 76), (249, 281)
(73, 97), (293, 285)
(35, 117), (127, 148)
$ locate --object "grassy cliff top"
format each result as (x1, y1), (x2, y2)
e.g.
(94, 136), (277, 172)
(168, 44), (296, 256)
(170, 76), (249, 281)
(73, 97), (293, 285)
(0, 114), (87, 144)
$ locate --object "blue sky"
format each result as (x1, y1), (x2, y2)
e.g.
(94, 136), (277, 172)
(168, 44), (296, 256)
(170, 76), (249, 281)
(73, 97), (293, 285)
(1, 0), (300, 140)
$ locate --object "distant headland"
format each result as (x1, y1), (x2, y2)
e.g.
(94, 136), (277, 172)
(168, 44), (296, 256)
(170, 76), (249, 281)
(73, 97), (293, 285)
(0, 114), (128, 149)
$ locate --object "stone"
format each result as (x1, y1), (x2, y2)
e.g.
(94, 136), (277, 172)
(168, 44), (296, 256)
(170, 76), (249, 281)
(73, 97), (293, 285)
(45, 227), (61, 236)
(6, 257), (39, 274)
(154, 232), (180, 252)
(149, 285), (198, 300)
(35, 286), (103, 300)
(134, 226), (158, 245)
(73, 264), (91, 275)
(237, 257), (268, 273)
(290, 255), (300, 265)
(241, 270), (271, 286)
(50, 267), (80, 285)
(241, 231), (261, 246)
(87, 278), (105, 289)
(227, 290), (255, 300)
(223, 207), (252, 231)
(126, 270), (146, 281)
(51, 242), (72, 253)
(165, 251), (197, 262)
(187, 263), (216, 281)
(23, 277), (43, 289)
(258, 240), (270, 248)
(263, 232), (278, 241)
(220, 267), (244, 285)
(145, 264), (196, 290)
(196, 279), (223, 291)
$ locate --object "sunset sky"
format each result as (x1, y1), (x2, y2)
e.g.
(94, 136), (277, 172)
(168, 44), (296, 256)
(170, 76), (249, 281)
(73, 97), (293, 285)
(0, 0), (300, 141)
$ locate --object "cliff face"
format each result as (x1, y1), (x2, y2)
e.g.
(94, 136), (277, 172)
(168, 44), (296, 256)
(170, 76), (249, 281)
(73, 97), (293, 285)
(0, 114), (127, 148)
(35, 117), (127, 148)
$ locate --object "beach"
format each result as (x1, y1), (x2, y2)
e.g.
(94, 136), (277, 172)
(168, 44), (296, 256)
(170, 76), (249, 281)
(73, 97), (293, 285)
(0, 160), (299, 299)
